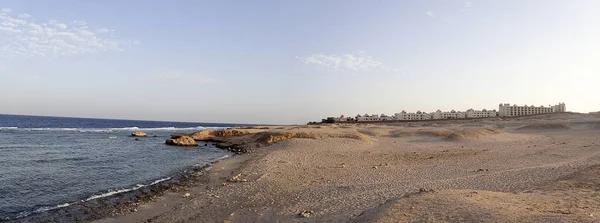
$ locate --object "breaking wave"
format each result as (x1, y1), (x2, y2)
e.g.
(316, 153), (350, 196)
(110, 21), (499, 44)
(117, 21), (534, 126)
(0, 126), (225, 132)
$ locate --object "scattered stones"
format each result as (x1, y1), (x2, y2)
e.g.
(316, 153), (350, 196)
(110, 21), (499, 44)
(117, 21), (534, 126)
(131, 131), (147, 137)
(165, 136), (198, 147)
(476, 169), (489, 172)
(228, 173), (246, 182)
(418, 188), (436, 193)
(299, 210), (314, 218)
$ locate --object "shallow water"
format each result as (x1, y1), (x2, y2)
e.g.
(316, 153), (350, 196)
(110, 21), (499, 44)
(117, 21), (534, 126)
(0, 114), (239, 220)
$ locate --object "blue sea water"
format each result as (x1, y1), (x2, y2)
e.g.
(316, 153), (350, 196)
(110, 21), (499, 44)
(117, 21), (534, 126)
(0, 114), (242, 220)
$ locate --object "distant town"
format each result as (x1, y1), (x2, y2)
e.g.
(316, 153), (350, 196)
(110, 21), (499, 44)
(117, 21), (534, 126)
(314, 103), (568, 124)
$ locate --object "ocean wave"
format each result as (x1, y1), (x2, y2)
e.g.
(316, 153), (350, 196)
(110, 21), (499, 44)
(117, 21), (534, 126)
(84, 184), (145, 201)
(26, 128), (79, 131)
(84, 177), (172, 201)
(13, 203), (72, 220)
(4, 126), (225, 132)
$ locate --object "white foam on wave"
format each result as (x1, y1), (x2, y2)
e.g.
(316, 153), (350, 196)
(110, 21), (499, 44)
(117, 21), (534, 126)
(12, 176), (174, 219)
(84, 176), (172, 202)
(150, 177), (172, 185)
(79, 129), (113, 133)
(109, 126), (219, 131)
(26, 128), (79, 131)
(9, 126), (227, 133)
(84, 184), (145, 201)
(14, 202), (74, 219)
(10, 126), (226, 132)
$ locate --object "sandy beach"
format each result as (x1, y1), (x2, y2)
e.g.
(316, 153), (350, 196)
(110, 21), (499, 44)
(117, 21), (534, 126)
(96, 113), (600, 223)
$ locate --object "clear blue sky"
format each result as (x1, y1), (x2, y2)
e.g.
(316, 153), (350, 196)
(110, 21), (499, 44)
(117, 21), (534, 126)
(1, 0), (599, 124)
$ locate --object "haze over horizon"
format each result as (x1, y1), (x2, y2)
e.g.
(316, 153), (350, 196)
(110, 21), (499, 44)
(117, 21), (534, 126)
(1, 0), (599, 125)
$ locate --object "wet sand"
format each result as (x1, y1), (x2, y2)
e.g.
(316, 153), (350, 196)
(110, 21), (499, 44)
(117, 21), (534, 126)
(97, 113), (600, 222)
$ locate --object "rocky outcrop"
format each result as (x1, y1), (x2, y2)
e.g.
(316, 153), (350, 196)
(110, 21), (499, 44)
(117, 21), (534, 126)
(165, 136), (198, 147)
(131, 132), (147, 137)
(190, 129), (261, 141)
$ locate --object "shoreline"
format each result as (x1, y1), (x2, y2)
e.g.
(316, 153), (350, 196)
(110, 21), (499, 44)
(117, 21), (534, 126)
(7, 151), (235, 223)
(93, 116), (600, 222)
(9, 114), (600, 222)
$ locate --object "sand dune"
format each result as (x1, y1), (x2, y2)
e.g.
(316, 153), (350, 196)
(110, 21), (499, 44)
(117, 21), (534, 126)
(353, 165), (600, 223)
(516, 123), (571, 131)
(100, 113), (600, 223)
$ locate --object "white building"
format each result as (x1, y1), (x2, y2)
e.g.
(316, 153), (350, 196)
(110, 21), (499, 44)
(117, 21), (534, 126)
(465, 109), (498, 118)
(356, 114), (384, 122)
(393, 110), (431, 120)
(498, 103), (566, 117)
(431, 109), (467, 119)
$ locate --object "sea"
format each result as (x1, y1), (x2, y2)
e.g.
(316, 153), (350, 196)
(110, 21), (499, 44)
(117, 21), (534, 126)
(0, 114), (243, 221)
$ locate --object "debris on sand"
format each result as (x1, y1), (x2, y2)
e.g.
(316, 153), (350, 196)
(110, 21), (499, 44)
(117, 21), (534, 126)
(299, 210), (314, 218)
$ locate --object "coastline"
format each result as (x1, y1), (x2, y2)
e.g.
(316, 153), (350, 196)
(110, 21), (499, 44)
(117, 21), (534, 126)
(7, 152), (235, 223)
(9, 114), (600, 222)
(93, 115), (600, 222)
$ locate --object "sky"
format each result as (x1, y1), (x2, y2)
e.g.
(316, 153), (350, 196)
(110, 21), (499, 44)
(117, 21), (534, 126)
(0, 0), (599, 125)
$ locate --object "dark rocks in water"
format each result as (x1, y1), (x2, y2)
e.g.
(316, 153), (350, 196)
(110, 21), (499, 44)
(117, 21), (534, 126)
(215, 142), (247, 154)
(153, 135), (158, 137)
(131, 132), (147, 137)
(135, 138), (141, 141)
(165, 136), (198, 147)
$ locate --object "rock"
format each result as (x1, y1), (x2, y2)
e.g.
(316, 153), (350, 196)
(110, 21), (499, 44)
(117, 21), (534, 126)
(228, 173), (244, 182)
(135, 138), (141, 141)
(183, 193), (190, 198)
(170, 133), (188, 139)
(299, 210), (314, 218)
(131, 132), (147, 137)
(165, 136), (198, 147)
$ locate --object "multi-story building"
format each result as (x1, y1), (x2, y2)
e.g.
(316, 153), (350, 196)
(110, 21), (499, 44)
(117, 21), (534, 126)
(431, 110), (467, 119)
(356, 114), (384, 122)
(498, 103), (566, 117)
(393, 110), (431, 120)
(330, 103), (565, 123)
(465, 109), (498, 118)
